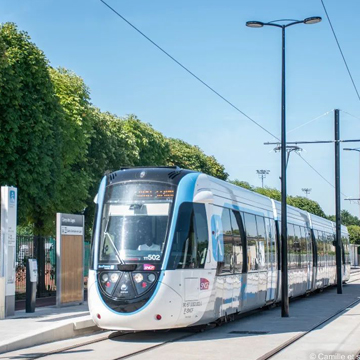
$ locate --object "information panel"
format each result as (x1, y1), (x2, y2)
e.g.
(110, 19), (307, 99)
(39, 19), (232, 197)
(56, 213), (84, 307)
(0, 186), (17, 318)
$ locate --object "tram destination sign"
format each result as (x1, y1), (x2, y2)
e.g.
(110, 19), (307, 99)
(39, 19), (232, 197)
(60, 214), (84, 236)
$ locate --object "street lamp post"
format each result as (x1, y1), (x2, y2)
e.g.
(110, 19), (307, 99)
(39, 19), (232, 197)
(256, 169), (270, 188)
(302, 188), (312, 197)
(344, 148), (360, 219)
(246, 16), (321, 317)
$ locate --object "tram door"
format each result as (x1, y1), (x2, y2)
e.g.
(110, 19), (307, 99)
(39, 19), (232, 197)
(265, 218), (277, 302)
(304, 227), (313, 291)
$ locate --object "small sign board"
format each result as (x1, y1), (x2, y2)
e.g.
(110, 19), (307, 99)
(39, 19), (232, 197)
(1, 186), (17, 318)
(56, 213), (85, 307)
(28, 259), (38, 283)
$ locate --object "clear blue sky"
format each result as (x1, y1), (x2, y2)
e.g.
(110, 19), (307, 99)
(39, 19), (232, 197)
(2, 0), (360, 218)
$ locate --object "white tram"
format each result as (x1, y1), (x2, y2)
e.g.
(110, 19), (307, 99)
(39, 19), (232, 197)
(88, 167), (351, 330)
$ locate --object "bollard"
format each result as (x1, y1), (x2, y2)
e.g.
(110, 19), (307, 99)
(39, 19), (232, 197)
(26, 259), (38, 313)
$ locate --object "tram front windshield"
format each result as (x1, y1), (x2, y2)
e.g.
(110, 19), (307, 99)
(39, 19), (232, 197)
(98, 182), (175, 265)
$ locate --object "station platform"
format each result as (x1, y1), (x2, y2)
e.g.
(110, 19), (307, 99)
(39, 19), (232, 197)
(0, 302), (100, 354)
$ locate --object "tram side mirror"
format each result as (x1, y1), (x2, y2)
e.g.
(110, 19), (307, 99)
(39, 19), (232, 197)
(193, 190), (214, 204)
(94, 193), (98, 204)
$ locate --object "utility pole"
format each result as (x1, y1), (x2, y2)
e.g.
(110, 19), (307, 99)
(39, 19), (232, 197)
(256, 170), (270, 188)
(335, 109), (342, 294)
(302, 188), (312, 197)
(344, 147), (360, 220)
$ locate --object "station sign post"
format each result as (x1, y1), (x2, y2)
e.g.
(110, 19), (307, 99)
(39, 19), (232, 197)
(56, 213), (85, 307)
(26, 259), (38, 313)
(0, 186), (17, 318)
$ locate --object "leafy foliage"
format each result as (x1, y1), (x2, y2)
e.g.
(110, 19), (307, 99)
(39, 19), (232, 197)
(328, 210), (360, 227)
(84, 108), (139, 235)
(229, 179), (254, 190)
(48, 67), (93, 217)
(287, 196), (326, 218)
(254, 187), (281, 201)
(167, 138), (228, 180)
(123, 115), (169, 166)
(348, 225), (360, 245)
(228, 182), (327, 218)
(0, 23), (63, 233)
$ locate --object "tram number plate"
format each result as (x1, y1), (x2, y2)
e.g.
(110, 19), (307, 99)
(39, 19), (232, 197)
(143, 254), (160, 261)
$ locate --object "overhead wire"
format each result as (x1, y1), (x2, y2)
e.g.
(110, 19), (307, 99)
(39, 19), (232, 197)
(100, 0), (278, 142)
(287, 110), (332, 134)
(341, 110), (360, 122)
(297, 153), (348, 198)
(100, 0), (347, 195)
(320, 0), (360, 102)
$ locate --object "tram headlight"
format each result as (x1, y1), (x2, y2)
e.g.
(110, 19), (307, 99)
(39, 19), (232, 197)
(134, 273), (143, 283)
(101, 273), (109, 282)
(147, 274), (156, 283)
(110, 273), (119, 283)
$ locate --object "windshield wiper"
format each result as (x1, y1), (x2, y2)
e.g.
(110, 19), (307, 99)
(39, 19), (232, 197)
(104, 232), (125, 265)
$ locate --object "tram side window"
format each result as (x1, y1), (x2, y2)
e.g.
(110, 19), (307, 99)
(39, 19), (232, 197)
(298, 226), (306, 268)
(322, 232), (329, 267)
(293, 225), (302, 269)
(255, 216), (266, 270)
(328, 233), (336, 266)
(287, 224), (295, 269)
(244, 213), (266, 271)
(303, 227), (312, 265)
(317, 231), (325, 268)
(218, 208), (244, 274)
(266, 218), (276, 268)
(168, 202), (208, 270)
(231, 211), (243, 273)
(342, 234), (351, 265)
(221, 208), (233, 274)
(90, 204), (99, 269)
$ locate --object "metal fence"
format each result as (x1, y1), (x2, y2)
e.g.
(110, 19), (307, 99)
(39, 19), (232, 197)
(16, 236), (91, 298)
(16, 236), (56, 296)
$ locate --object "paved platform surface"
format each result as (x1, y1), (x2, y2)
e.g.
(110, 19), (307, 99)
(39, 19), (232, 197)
(0, 302), (100, 354)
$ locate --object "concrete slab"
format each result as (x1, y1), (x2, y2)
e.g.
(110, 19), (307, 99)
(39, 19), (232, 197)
(0, 302), (101, 354)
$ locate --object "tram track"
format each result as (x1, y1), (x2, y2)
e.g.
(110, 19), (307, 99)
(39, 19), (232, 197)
(25, 327), (199, 360)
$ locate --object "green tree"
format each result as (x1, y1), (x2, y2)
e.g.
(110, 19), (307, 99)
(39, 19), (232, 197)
(49, 67), (93, 218)
(327, 210), (360, 226)
(84, 108), (139, 235)
(166, 138), (228, 180)
(0, 23), (63, 233)
(205, 155), (228, 181)
(229, 179), (254, 191)
(287, 196), (326, 218)
(348, 225), (360, 245)
(230, 181), (327, 218)
(123, 115), (169, 166)
(254, 187), (282, 201)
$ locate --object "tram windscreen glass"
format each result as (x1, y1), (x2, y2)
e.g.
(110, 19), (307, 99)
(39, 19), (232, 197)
(98, 182), (175, 264)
